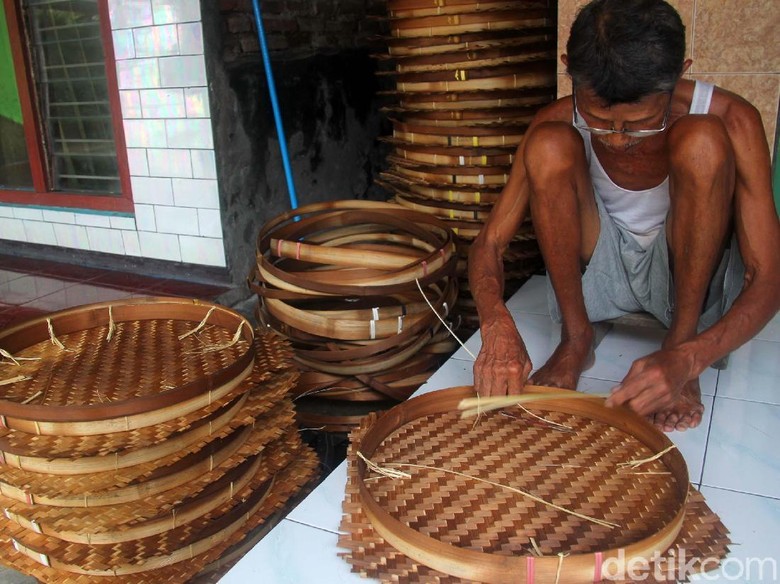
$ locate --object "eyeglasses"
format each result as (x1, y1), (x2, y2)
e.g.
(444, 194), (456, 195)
(572, 90), (672, 138)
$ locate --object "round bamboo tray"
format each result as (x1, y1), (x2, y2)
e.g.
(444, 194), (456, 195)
(387, 0), (542, 18)
(378, 174), (502, 205)
(392, 127), (525, 147)
(389, 160), (511, 186)
(0, 297), (254, 435)
(391, 87), (555, 111)
(385, 42), (556, 74)
(391, 144), (515, 167)
(396, 64), (556, 93)
(394, 194), (493, 221)
(389, 10), (551, 39)
(352, 386), (689, 584)
(386, 28), (556, 57)
(391, 105), (537, 122)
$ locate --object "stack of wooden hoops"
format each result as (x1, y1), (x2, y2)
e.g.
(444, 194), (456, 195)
(251, 200), (460, 432)
(0, 297), (318, 583)
(374, 0), (559, 329)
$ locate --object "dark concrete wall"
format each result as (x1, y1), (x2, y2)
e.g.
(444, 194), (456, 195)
(202, 0), (390, 291)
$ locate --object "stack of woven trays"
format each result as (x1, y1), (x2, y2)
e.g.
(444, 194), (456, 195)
(0, 297), (318, 583)
(250, 200), (460, 432)
(374, 0), (558, 329)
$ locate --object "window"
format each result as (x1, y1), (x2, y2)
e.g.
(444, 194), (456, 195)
(0, 0), (132, 212)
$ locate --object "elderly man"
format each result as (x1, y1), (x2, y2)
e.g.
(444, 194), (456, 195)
(469, 0), (780, 431)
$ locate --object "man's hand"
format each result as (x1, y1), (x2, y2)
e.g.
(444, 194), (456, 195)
(605, 348), (696, 415)
(473, 315), (532, 396)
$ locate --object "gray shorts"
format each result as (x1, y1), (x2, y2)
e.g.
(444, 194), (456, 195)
(547, 193), (745, 331)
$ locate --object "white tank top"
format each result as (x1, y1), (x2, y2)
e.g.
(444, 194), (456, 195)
(575, 80), (715, 248)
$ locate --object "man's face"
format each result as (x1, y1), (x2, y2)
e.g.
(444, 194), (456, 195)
(573, 87), (672, 152)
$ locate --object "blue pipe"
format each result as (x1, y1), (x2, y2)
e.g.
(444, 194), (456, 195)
(251, 0), (299, 210)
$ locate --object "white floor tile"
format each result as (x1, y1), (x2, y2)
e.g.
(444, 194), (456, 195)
(415, 359), (473, 395)
(667, 395), (714, 485)
(715, 340), (780, 405)
(285, 463), (348, 533)
(504, 274), (549, 314)
(690, 487), (780, 583)
(702, 397), (780, 498)
(755, 312), (780, 343)
(221, 519), (361, 583)
(450, 310), (561, 367)
(585, 324), (718, 396)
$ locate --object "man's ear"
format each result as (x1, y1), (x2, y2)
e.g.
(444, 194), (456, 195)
(681, 59), (693, 75)
(561, 54), (569, 68)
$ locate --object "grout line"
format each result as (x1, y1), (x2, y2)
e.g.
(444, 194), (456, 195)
(697, 392), (717, 486)
(699, 484), (780, 503)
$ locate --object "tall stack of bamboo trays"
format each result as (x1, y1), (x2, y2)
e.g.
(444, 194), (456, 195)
(251, 200), (460, 432)
(339, 386), (731, 582)
(0, 297), (318, 583)
(375, 0), (558, 330)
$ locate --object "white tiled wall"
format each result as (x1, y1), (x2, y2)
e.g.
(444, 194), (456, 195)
(0, 0), (226, 268)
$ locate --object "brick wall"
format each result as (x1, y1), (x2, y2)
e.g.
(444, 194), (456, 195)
(218, 0), (388, 62)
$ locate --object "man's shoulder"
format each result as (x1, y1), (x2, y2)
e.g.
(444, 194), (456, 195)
(532, 96), (573, 124)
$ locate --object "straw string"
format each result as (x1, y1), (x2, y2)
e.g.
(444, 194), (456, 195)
(106, 306), (116, 343)
(46, 318), (67, 350)
(178, 306), (217, 340)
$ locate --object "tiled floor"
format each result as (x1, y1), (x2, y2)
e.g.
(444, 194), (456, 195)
(0, 253), (232, 330)
(225, 275), (780, 583)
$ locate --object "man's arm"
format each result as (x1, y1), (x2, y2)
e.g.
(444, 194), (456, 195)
(469, 158), (533, 396)
(608, 93), (780, 415)
(469, 98), (572, 396)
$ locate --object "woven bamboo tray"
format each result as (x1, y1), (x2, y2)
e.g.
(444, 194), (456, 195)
(340, 386), (730, 583)
(388, 10), (551, 39)
(386, 30), (556, 58)
(0, 297), (254, 435)
(387, 0), (545, 18)
(384, 42), (556, 74)
(1, 444), (319, 583)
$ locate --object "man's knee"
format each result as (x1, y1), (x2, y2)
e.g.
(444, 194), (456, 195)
(668, 115), (735, 179)
(523, 121), (586, 178)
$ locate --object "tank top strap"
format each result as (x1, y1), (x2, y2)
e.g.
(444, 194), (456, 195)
(689, 80), (715, 114)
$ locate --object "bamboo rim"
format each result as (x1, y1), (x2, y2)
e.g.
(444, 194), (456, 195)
(392, 145), (515, 167)
(390, 86), (555, 108)
(394, 194), (493, 221)
(355, 386), (689, 584)
(377, 177), (501, 206)
(255, 201), (458, 297)
(0, 297), (254, 425)
(386, 29), (556, 57)
(388, 0), (537, 18)
(378, 32), (554, 64)
(0, 423), (254, 507)
(10, 469), (278, 575)
(394, 61), (552, 82)
(392, 127), (524, 146)
(0, 359), (255, 436)
(389, 11), (551, 39)
(389, 161), (510, 186)
(387, 45), (556, 75)
(3, 450), (264, 544)
(0, 392), (248, 475)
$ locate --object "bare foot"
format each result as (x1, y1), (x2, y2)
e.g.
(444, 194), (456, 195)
(651, 379), (705, 432)
(529, 332), (594, 390)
